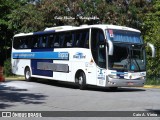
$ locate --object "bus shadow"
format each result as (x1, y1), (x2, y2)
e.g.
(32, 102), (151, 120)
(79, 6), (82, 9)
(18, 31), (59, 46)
(87, 86), (146, 92)
(0, 81), (47, 109)
(35, 79), (146, 92)
(35, 79), (79, 89)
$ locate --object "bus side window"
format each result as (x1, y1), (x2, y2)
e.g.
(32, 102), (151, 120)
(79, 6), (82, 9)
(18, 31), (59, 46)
(79, 32), (85, 48)
(74, 33), (80, 47)
(40, 36), (47, 48)
(63, 32), (72, 48)
(84, 31), (89, 48)
(14, 37), (21, 49)
(19, 38), (28, 49)
(54, 34), (60, 48)
(23, 37), (32, 49)
(73, 29), (89, 48)
(45, 36), (49, 48)
(32, 36), (39, 48)
(48, 34), (54, 48)
(60, 34), (65, 47)
(19, 40), (23, 49)
(72, 33), (74, 47)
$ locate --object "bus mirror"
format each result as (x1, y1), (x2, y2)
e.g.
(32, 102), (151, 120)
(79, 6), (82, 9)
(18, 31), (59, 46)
(108, 40), (113, 55)
(147, 42), (156, 58)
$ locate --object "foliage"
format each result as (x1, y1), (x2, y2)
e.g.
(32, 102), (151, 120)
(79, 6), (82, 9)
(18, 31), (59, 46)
(0, 0), (25, 47)
(8, 0), (153, 31)
(9, 3), (44, 33)
(4, 58), (14, 77)
(142, 0), (160, 79)
(0, 0), (26, 65)
(0, 0), (159, 80)
(145, 78), (160, 85)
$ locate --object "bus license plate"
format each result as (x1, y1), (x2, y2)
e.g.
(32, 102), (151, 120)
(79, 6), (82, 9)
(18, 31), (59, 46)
(128, 82), (134, 85)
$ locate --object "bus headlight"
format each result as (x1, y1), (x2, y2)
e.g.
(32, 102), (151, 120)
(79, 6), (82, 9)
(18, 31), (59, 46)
(108, 74), (120, 79)
(140, 76), (146, 80)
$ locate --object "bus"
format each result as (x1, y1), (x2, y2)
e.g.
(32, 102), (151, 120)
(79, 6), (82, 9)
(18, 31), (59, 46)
(11, 24), (155, 90)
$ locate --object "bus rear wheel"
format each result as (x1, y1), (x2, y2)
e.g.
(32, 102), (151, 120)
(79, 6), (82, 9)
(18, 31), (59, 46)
(24, 67), (33, 82)
(77, 72), (86, 90)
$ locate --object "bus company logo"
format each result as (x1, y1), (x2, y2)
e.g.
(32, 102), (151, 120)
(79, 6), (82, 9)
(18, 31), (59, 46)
(58, 52), (69, 59)
(73, 52), (86, 59)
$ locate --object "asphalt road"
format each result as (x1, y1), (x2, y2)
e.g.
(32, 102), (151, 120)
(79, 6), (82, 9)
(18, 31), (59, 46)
(0, 79), (160, 120)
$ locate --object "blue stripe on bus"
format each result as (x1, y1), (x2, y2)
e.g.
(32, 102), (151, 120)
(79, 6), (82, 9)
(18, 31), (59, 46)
(31, 59), (53, 77)
(12, 52), (69, 60)
(31, 49), (54, 77)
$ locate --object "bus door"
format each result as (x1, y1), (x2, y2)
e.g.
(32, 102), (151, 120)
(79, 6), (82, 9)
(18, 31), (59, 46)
(91, 28), (107, 86)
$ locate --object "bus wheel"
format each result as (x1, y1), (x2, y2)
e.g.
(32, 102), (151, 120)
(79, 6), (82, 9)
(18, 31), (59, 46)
(24, 68), (32, 82)
(78, 72), (86, 90)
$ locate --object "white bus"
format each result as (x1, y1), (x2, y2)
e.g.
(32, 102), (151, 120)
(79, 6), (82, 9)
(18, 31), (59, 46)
(11, 24), (155, 90)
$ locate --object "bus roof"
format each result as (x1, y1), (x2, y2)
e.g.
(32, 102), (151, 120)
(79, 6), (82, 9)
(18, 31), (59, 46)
(14, 24), (140, 37)
(91, 24), (140, 33)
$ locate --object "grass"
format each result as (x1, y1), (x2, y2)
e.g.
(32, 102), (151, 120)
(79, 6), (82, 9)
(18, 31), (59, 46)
(145, 78), (160, 85)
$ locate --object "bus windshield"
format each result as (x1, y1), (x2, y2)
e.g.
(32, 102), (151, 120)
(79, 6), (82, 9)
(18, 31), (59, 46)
(106, 29), (146, 72)
(108, 43), (146, 72)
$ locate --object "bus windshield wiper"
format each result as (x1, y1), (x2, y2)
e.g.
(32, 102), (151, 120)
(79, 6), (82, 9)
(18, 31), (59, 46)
(131, 49), (141, 71)
(132, 57), (141, 71)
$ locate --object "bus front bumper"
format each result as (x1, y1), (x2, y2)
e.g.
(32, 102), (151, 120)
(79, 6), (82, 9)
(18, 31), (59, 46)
(106, 78), (145, 87)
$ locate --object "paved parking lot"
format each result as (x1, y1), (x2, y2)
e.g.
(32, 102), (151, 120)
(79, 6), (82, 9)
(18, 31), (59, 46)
(0, 80), (160, 120)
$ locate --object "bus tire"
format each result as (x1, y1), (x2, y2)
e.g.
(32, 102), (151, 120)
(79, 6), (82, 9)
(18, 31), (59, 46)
(77, 72), (86, 90)
(24, 67), (32, 82)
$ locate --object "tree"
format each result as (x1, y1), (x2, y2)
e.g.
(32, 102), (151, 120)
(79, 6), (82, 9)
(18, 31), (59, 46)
(9, 3), (44, 33)
(0, 0), (26, 65)
(4, 0), (159, 79)
(8, 0), (152, 30)
(142, 0), (160, 78)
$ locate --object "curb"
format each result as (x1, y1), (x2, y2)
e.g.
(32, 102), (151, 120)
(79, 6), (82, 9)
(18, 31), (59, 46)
(5, 77), (25, 80)
(143, 85), (160, 89)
